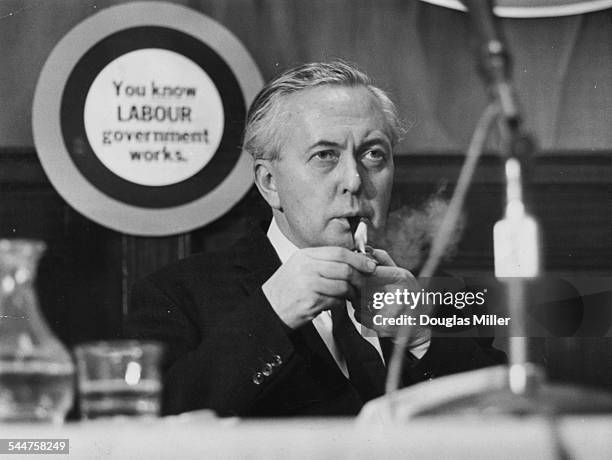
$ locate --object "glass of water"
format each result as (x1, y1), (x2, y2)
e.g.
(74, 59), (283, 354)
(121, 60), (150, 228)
(74, 341), (164, 419)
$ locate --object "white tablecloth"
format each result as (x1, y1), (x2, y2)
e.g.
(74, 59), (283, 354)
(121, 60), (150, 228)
(2, 414), (612, 459)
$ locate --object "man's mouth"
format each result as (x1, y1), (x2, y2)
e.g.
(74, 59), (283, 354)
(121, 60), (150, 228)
(347, 216), (361, 234)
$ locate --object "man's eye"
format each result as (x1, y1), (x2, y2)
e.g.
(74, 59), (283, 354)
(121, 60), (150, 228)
(362, 149), (387, 164)
(313, 150), (338, 161)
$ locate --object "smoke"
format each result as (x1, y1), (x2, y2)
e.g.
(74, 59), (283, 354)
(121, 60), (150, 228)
(380, 187), (465, 272)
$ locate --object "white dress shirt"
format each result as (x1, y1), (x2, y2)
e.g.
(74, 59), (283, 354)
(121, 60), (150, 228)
(266, 218), (428, 378)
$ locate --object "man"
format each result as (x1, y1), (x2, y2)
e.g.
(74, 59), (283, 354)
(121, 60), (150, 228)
(126, 61), (504, 417)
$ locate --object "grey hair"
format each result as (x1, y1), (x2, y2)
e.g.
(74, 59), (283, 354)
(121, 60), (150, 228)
(242, 60), (405, 161)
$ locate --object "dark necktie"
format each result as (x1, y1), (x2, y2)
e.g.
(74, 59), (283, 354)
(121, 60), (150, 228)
(331, 305), (387, 402)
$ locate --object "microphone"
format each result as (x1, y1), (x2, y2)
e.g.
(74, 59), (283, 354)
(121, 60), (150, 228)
(460, 0), (520, 127)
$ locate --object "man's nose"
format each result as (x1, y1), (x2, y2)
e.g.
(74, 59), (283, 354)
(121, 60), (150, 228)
(340, 156), (362, 195)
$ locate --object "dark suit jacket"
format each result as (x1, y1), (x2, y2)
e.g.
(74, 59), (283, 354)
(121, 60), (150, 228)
(126, 227), (505, 417)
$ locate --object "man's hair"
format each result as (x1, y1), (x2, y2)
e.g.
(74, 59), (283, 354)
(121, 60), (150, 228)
(242, 60), (404, 161)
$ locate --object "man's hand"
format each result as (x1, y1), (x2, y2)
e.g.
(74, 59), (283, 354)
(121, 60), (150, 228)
(262, 247), (378, 329)
(356, 248), (432, 347)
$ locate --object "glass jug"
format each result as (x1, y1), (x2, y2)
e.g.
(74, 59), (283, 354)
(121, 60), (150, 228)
(0, 239), (74, 423)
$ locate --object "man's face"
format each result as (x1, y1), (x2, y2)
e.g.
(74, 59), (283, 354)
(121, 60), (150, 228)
(266, 85), (395, 249)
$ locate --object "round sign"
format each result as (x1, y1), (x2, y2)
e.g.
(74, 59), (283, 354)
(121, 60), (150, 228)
(33, 2), (263, 235)
(83, 48), (225, 187)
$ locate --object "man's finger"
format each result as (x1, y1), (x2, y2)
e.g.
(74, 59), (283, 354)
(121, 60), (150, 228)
(312, 277), (354, 298)
(316, 260), (365, 289)
(372, 265), (418, 286)
(303, 247), (377, 273)
(369, 248), (397, 267)
(314, 296), (344, 314)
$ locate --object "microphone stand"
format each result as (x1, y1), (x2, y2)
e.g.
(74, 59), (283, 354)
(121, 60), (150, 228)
(410, 0), (612, 418)
(465, 0), (612, 414)
(381, 1), (612, 428)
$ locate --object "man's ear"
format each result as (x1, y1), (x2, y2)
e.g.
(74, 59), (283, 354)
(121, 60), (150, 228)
(254, 159), (282, 210)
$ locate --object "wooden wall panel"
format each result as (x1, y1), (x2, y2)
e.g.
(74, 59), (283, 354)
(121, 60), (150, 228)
(392, 152), (612, 272)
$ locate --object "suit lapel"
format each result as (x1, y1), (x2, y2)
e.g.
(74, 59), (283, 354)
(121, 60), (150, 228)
(232, 226), (281, 296)
(231, 225), (351, 385)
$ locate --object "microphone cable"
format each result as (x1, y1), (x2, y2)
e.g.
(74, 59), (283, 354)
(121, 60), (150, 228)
(385, 101), (501, 398)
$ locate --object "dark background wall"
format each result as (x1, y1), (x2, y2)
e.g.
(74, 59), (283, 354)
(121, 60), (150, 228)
(1, 1), (611, 391)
